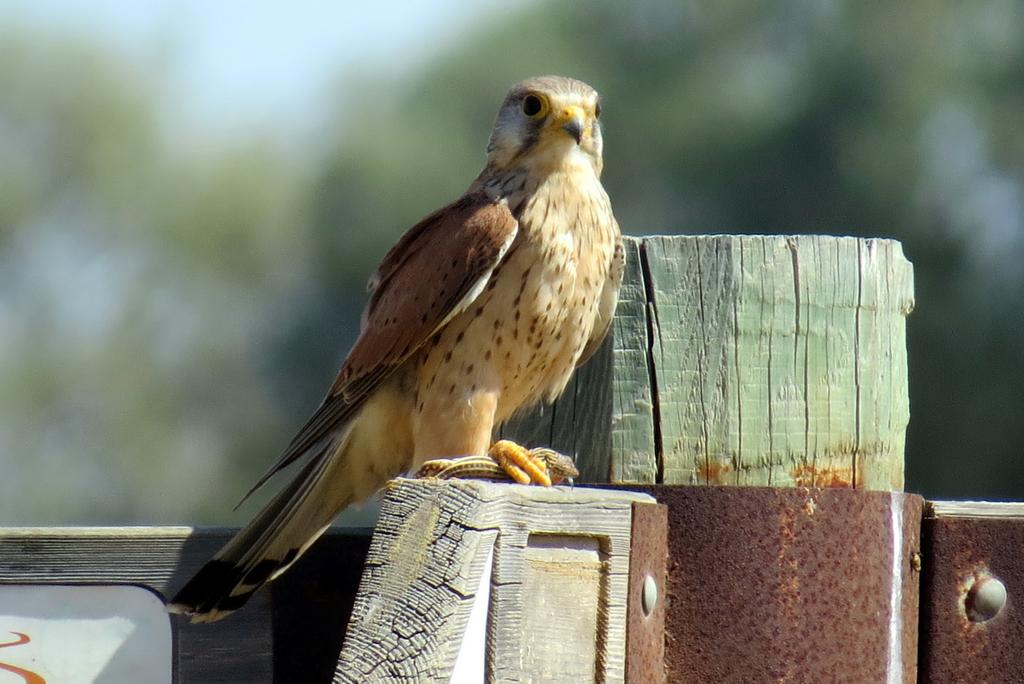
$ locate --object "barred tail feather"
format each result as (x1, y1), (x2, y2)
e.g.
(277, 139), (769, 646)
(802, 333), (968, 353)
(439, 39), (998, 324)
(168, 435), (353, 623)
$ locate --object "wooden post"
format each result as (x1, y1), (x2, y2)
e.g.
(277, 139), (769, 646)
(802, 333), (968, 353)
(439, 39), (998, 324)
(335, 479), (657, 683)
(503, 234), (915, 490)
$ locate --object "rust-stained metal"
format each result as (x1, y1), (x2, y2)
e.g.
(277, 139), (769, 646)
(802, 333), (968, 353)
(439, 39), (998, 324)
(626, 502), (668, 683)
(613, 485), (923, 683)
(789, 463), (855, 489)
(919, 501), (1024, 683)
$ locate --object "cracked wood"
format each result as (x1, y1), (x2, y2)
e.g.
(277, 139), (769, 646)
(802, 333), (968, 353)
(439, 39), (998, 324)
(503, 235), (914, 489)
(336, 479), (654, 683)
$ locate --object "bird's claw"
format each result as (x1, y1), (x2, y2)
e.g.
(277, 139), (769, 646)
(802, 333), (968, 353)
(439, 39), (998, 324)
(488, 440), (579, 486)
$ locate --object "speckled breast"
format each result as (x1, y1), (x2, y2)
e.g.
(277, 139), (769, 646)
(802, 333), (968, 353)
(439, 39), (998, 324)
(487, 176), (617, 420)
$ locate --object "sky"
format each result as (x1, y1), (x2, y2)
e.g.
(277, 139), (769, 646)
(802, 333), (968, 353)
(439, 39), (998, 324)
(0, 0), (531, 136)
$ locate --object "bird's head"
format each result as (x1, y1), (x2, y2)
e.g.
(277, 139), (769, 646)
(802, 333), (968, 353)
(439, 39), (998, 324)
(486, 75), (604, 176)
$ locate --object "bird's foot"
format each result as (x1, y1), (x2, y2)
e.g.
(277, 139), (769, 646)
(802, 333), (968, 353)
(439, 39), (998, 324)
(488, 440), (578, 486)
(413, 442), (578, 485)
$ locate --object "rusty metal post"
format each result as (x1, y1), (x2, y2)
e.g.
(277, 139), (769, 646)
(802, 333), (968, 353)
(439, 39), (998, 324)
(919, 501), (1024, 682)
(615, 485), (923, 683)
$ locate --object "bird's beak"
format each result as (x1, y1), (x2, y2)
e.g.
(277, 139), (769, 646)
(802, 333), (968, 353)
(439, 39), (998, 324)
(555, 105), (586, 145)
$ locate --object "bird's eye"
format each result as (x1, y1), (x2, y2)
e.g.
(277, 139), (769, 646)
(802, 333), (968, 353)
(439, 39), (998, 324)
(594, 99), (602, 119)
(522, 94), (546, 118)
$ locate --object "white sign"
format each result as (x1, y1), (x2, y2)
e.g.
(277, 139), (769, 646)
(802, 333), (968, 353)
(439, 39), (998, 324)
(0, 585), (171, 684)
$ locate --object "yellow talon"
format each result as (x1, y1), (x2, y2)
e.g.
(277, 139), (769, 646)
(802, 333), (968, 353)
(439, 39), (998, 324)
(489, 439), (553, 487)
(502, 461), (532, 485)
(415, 449), (578, 485)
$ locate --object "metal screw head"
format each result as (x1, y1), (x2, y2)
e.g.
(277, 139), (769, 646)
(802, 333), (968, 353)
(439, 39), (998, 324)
(641, 573), (658, 617)
(966, 574), (1007, 623)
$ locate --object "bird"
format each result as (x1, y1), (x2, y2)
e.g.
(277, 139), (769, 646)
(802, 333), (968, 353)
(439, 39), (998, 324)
(168, 75), (623, 622)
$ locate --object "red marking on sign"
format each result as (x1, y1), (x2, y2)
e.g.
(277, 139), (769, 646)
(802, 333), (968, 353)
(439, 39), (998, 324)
(0, 632), (46, 684)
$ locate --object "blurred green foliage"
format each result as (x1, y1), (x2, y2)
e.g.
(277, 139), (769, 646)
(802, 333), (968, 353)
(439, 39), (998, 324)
(2, 2), (1023, 524)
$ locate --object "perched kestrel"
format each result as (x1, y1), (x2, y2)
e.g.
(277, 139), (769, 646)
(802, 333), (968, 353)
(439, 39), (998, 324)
(170, 75), (623, 622)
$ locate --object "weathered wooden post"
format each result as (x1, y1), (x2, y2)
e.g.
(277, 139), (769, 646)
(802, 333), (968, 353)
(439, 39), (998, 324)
(504, 235), (915, 490)
(336, 480), (663, 682)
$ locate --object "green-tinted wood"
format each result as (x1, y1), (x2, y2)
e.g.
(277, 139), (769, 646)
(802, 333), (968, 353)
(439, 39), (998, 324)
(642, 235), (913, 489)
(508, 234), (913, 490)
(608, 238), (658, 483)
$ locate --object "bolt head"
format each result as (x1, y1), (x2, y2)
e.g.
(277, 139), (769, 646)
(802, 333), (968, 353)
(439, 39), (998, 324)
(966, 575), (1007, 623)
(641, 573), (658, 617)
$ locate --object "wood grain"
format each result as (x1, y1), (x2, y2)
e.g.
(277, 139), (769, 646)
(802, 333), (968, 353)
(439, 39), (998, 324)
(926, 501), (1024, 519)
(336, 479), (654, 683)
(505, 234), (914, 490)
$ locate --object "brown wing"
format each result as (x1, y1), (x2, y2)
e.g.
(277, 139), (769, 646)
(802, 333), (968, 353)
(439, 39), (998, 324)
(577, 235), (624, 367)
(337, 192), (518, 396)
(240, 192), (518, 501)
